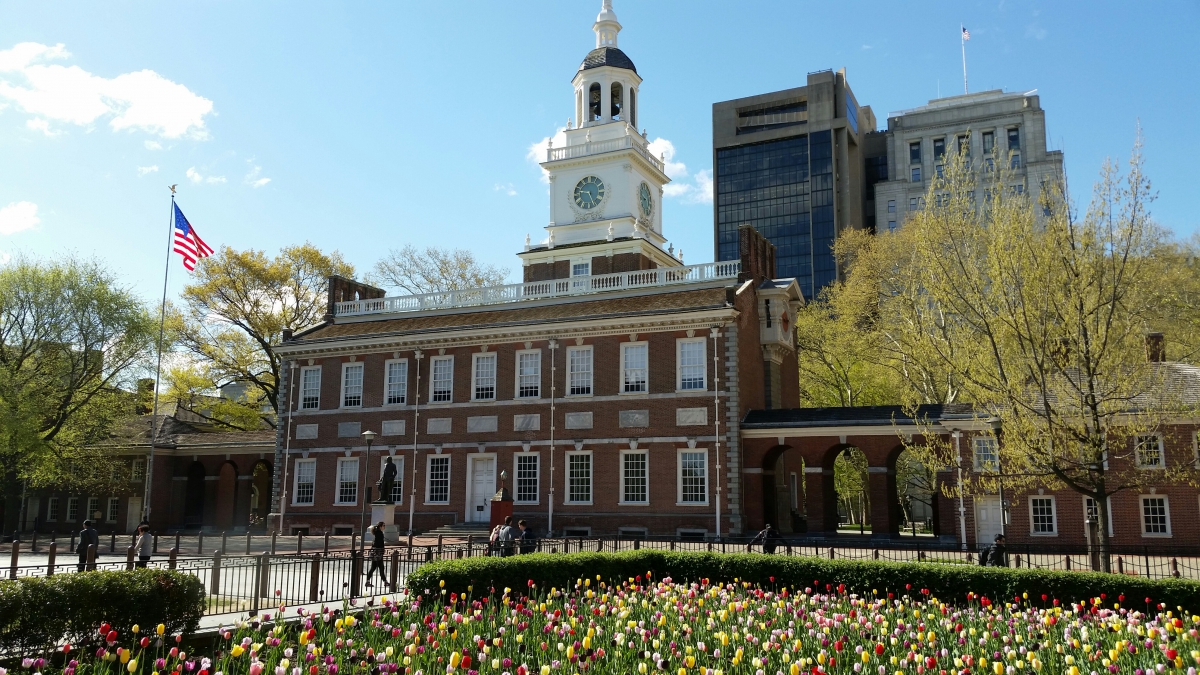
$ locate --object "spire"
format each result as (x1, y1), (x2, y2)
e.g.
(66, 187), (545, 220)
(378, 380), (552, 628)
(593, 0), (621, 48)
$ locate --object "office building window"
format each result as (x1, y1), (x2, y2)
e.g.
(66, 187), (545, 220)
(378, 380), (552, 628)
(1010, 152), (1022, 169)
(887, 199), (896, 213)
(567, 452), (592, 504)
(567, 346), (593, 396)
(515, 454), (539, 503)
(621, 343), (648, 393)
(336, 458), (359, 505)
(517, 350), (541, 398)
(679, 451), (708, 504)
(1012, 183), (1024, 195)
(887, 220), (897, 232)
(300, 366), (321, 410)
(621, 451), (648, 504)
(472, 353), (496, 401)
(47, 497), (59, 522)
(909, 141), (921, 163)
(293, 459), (315, 505)
(1136, 435), (1164, 469)
(1007, 127), (1020, 150)
(385, 360), (408, 405)
(66, 497), (79, 522)
(1141, 496), (1171, 535)
(426, 456), (450, 503)
(430, 356), (453, 403)
(973, 437), (999, 472)
(1029, 497), (1057, 535)
(677, 339), (706, 390)
(983, 130), (995, 154)
(911, 166), (921, 182)
(341, 363), (363, 407)
(957, 135), (970, 156)
(106, 497), (120, 523)
(933, 138), (945, 160)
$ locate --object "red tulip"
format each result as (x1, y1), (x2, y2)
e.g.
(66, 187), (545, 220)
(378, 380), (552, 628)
(875, 643), (885, 655)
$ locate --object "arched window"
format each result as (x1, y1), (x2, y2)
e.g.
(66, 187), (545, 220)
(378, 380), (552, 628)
(610, 82), (623, 121)
(589, 83), (602, 121)
(629, 88), (636, 128)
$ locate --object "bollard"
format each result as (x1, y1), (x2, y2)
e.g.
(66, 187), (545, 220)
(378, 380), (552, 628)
(71, 532), (77, 554)
(110, 531), (116, 553)
(47, 542), (57, 576)
(406, 533), (413, 551)
(124, 545), (134, 570)
(873, 549), (879, 560)
(221, 531), (228, 555)
(210, 551), (222, 596)
(634, 538), (640, 551)
(297, 532), (304, 554)
(86, 543), (97, 571)
(828, 547), (835, 560)
(198, 532), (204, 555)
(253, 552), (269, 612)
(308, 553), (322, 602)
(670, 540), (676, 551)
(437, 535), (443, 558)
(174, 533), (180, 553)
(350, 549), (362, 598)
(1117, 556), (1124, 574)
(153, 534), (159, 555)
(246, 531), (252, 555)
(467, 535), (473, 557)
(389, 549), (400, 589)
(425, 546), (432, 562)
(1172, 558), (1180, 578)
(919, 550), (926, 562)
(270, 531), (277, 554)
(9, 538), (19, 580)
(1064, 555), (1070, 570)
(352, 533), (358, 552)
(169, 547), (178, 569)
(324, 532), (330, 554)
(31, 530), (38, 553)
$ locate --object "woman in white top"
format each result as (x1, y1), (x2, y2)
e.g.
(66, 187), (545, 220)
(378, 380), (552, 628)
(134, 525), (153, 568)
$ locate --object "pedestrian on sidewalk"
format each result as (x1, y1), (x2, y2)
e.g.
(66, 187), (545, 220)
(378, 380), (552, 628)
(364, 522), (389, 590)
(76, 520), (99, 572)
(134, 525), (152, 568)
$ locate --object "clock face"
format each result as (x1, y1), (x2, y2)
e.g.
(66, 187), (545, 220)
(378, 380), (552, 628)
(638, 181), (653, 217)
(573, 175), (605, 210)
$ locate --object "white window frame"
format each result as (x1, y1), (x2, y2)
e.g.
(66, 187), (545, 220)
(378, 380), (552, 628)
(620, 341), (649, 394)
(106, 497), (120, 523)
(972, 437), (999, 472)
(425, 454), (451, 504)
(1028, 496), (1058, 536)
(292, 459), (316, 505)
(87, 497), (100, 521)
(378, 455), (404, 504)
(335, 457), (359, 506)
(677, 448), (709, 506)
(1135, 434), (1165, 470)
(515, 349), (542, 399)
(66, 497), (79, 522)
(565, 450), (593, 505)
(472, 353), (497, 401)
(570, 259), (591, 290)
(47, 496), (59, 522)
(384, 358), (408, 406)
(566, 345), (593, 397)
(429, 356), (454, 403)
(514, 452), (540, 505)
(1140, 494), (1172, 537)
(1083, 496), (1114, 537)
(341, 362), (364, 408)
(619, 449), (649, 505)
(300, 366), (322, 410)
(676, 338), (707, 391)
(131, 459), (146, 482)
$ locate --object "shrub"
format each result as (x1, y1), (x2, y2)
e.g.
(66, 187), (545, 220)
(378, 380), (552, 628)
(407, 550), (1200, 610)
(0, 569), (205, 656)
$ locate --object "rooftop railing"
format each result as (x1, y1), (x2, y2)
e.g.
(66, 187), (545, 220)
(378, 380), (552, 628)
(334, 260), (740, 317)
(547, 133), (665, 173)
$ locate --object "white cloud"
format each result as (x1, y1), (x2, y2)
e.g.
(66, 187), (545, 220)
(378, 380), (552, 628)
(689, 169), (713, 205)
(494, 182), (517, 196)
(526, 127), (568, 183)
(137, 165), (159, 177)
(0, 249), (9, 265)
(25, 117), (60, 136)
(243, 164), (271, 188)
(0, 41), (213, 139)
(1025, 24), (1047, 40)
(0, 201), (40, 235)
(144, 140), (163, 150)
(647, 137), (688, 180)
(646, 137), (712, 205)
(186, 167), (226, 184)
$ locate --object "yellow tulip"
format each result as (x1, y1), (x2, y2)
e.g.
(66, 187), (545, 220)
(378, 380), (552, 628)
(156, 624), (165, 636)
(449, 651), (461, 668)
(127, 661), (138, 673)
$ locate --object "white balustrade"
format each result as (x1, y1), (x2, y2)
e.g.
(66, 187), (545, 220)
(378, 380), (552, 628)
(546, 134), (664, 173)
(334, 261), (741, 317)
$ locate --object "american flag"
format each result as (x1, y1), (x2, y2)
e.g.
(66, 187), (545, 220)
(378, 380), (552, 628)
(962, 26), (971, 41)
(172, 202), (214, 271)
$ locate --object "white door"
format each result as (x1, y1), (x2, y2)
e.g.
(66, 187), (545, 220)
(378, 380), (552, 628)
(975, 496), (1004, 546)
(126, 497), (143, 534)
(22, 497), (39, 530)
(469, 457), (496, 522)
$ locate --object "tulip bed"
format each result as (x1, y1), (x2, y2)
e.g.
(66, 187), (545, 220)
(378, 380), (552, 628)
(33, 574), (1200, 675)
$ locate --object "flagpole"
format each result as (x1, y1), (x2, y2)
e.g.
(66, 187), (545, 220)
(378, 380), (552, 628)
(961, 24), (968, 94)
(142, 186), (177, 525)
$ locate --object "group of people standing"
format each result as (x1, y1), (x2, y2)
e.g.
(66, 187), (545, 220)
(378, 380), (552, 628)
(488, 516), (536, 556)
(73, 520), (154, 572)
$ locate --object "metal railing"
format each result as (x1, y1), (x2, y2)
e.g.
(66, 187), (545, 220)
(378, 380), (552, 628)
(333, 261), (741, 317)
(546, 133), (665, 172)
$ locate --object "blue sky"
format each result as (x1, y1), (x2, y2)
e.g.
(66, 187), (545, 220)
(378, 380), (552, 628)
(1, 1), (1197, 303)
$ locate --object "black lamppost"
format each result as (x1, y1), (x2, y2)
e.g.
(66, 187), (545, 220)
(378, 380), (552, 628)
(359, 429), (376, 550)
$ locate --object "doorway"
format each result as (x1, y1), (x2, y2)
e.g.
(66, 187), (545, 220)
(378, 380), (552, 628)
(974, 496), (1004, 546)
(467, 455), (496, 523)
(126, 497), (143, 533)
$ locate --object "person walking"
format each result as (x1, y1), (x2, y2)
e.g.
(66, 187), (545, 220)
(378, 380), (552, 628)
(364, 521), (389, 590)
(982, 533), (1008, 567)
(134, 525), (153, 568)
(76, 520), (99, 572)
(517, 519), (537, 554)
(496, 516), (517, 557)
(749, 523), (782, 554)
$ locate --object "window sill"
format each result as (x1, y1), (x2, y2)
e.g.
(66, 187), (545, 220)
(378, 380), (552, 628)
(514, 500), (541, 506)
(564, 393), (594, 399)
(676, 388), (708, 394)
(619, 501), (650, 506)
(424, 501), (450, 506)
(515, 395), (542, 401)
(564, 501), (594, 506)
(471, 398), (497, 403)
(1141, 533), (1172, 538)
(1029, 532), (1058, 537)
(382, 402), (409, 408)
(334, 502), (358, 507)
(677, 501), (710, 507)
(340, 405), (363, 410)
(1135, 466), (1166, 471)
(290, 503), (315, 508)
(619, 391), (649, 397)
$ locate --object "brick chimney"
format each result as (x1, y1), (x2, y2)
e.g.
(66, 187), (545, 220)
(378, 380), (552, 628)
(1145, 332), (1166, 363)
(738, 225), (777, 283)
(326, 275), (386, 320)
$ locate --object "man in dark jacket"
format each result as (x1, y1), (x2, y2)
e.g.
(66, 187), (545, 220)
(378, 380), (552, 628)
(517, 519), (537, 554)
(364, 521), (389, 589)
(983, 534), (1008, 567)
(750, 524), (782, 554)
(76, 520), (99, 571)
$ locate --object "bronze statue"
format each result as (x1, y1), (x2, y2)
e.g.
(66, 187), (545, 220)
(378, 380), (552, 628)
(377, 456), (398, 504)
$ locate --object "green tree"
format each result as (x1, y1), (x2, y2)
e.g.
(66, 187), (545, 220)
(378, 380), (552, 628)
(833, 447), (869, 528)
(170, 243), (354, 427)
(370, 244), (509, 295)
(0, 256), (156, 530)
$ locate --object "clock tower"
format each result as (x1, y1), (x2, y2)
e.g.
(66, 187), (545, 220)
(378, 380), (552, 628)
(520, 0), (681, 282)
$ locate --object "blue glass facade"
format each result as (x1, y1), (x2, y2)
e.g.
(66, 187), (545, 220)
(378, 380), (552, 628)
(715, 131), (836, 300)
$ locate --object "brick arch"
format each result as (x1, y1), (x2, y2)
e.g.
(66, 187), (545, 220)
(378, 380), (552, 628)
(758, 445), (803, 534)
(888, 443), (941, 538)
(215, 460), (239, 531)
(184, 461), (206, 528)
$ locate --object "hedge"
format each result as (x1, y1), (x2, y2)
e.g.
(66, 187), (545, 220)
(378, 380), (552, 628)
(407, 550), (1200, 611)
(0, 569), (206, 656)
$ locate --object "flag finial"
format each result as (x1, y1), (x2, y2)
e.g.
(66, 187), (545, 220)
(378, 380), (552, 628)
(168, 184), (177, 195)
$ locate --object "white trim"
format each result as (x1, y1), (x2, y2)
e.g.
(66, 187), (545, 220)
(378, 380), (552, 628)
(564, 449), (593, 505)
(106, 497), (119, 523)
(292, 458), (316, 506)
(972, 437), (999, 472)
(425, 454), (452, 505)
(1083, 495), (1114, 537)
(471, 352), (498, 401)
(334, 457), (360, 506)
(513, 452), (541, 505)
(340, 362), (364, 408)
(675, 337), (707, 392)
(464, 453), (498, 523)
(515, 349), (542, 399)
(299, 366), (322, 410)
(1139, 494), (1172, 537)
(429, 355), (454, 404)
(1135, 434), (1166, 470)
(677, 447), (709, 506)
(620, 341), (649, 394)
(383, 358), (409, 406)
(566, 345), (594, 397)
(1027, 495), (1057, 536)
(619, 449), (649, 505)
(378, 455), (404, 505)
(46, 496), (59, 522)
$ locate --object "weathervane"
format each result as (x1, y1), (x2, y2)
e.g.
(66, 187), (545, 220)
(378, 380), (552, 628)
(168, 184), (177, 195)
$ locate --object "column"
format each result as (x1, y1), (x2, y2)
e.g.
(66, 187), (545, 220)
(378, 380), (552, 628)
(601, 78), (611, 123)
(804, 466), (837, 536)
(867, 466), (900, 538)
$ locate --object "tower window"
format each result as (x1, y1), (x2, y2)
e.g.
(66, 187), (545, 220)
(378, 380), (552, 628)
(610, 82), (623, 120)
(589, 83), (602, 121)
(629, 88), (636, 128)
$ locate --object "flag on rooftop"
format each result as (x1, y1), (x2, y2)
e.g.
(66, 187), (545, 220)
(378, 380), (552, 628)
(962, 26), (971, 41)
(172, 202), (214, 271)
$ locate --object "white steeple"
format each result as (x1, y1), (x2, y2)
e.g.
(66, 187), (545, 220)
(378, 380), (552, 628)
(593, 0), (621, 48)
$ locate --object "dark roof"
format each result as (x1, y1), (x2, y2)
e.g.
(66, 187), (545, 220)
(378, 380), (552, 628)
(102, 413), (275, 448)
(578, 47), (636, 74)
(522, 236), (637, 254)
(742, 404), (978, 429)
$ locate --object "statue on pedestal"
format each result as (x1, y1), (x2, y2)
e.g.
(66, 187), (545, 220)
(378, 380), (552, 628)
(377, 456), (398, 504)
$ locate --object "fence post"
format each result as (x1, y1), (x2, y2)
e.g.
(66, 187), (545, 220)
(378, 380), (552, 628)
(437, 535), (443, 559)
(296, 533), (304, 554)
(210, 551), (222, 597)
(86, 543), (97, 571)
(252, 553), (266, 613)
(350, 549), (362, 598)
(1171, 558), (1180, 578)
(8, 539), (18, 580)
(126, 545), (135, 570)
(467, 535), (474, 557)
(634, 539), (640, 551)
(1065, 555), (1071, 571)
(271, 531), (277, 554)
(324, 532), (330, 554)
(670, 540), (675, 551)
(425, 546), (432, 562)
(169, 547), (178, 570)
(198, 532), (204, 555)
(1144, 547), (1152, 579)
(308, 553), (321, 602)
(1117, 556), (1124, 574)
(351, 533), (358, 552)
(828, 547), (835, 560)
(389, 549), (400, 589)
(873, 549), (879, 560)
(407, 534), (413, 557)
(47, 541), (57, 576)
